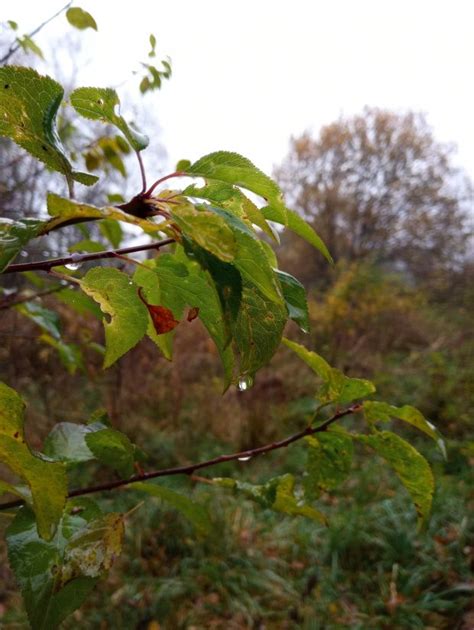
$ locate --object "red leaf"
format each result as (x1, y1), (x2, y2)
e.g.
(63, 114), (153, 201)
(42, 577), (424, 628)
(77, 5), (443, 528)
(138, 288), (179, 334)
(187, 306), (199, 322)
(147, 304), (179, 334)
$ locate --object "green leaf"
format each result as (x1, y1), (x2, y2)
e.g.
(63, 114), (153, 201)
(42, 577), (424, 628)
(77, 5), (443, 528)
(232, 282), (287, 377)
(18, 35), (44, 59)
(132, 263), (173, 361)
(69, 239), (104, 253)
(0, 67), (97, 186)
(0, 217), (44, 272)
(99, 219), (123, 248)
(272, 474), (327, 524)
(215, 474), (326, 524)
(66, 7), (98, 30)
(304, 430), (353, 499)
(7, 503), (123, 629)
(171, 202), (236, 262)
(85, 429), (136, 478)
(276, 270), (310, 332)
(209, 206), (283, 304)
(39, 334), (85, 375)
(134, 482), (211, 535)
(70, 86), (149, 151)
(17, 302), (61, 339)
(262, 206), (333, 263)
(357, 431), (434, 528)
(283, 338), (375, 404)
(0, 382), (67, 539)
(55, 287), (102, 318)
(186, 151), (288, 223)
(43, 422), (95, 464)
(184, 181), (278, 241)
(134, 252), (234, 385)
(79, 268), (148, 367)
(363, 401), (447, 459)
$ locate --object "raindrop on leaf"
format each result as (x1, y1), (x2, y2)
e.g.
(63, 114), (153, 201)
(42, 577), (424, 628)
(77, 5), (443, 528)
(237, 374), (253, 391)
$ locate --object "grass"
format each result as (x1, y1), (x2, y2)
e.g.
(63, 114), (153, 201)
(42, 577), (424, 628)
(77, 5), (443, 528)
(2, 438), (470, 630)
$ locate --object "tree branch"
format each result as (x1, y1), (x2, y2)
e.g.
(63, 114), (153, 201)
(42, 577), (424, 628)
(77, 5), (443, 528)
(0, 285), (64, 310)
(0, 1), (73, 65)
(2, 238), (175, 274)
(0, 403), (362, 511)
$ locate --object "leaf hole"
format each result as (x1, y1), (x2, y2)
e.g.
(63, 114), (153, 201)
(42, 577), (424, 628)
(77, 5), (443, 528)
(41, 145), (48, 152)
(4, 84), (10, 89)
(97, 98), (104, 105)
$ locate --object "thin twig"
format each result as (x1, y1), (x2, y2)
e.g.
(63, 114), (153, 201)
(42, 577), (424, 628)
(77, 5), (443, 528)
(2, 238), (175, 274)
(0, 285), (64, 310)
(0, 1), (73, 65)
(146, 171), (186, 196)
(0, 404), (362, 511)
(136, 151), (147, 194)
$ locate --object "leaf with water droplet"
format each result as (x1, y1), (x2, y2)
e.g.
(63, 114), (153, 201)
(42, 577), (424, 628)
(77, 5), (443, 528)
(134, 250), (234, 386)
(215, 474), (326, 524)
(232, 283), (286, 378)
(237, 374), (253, 391)
(0, 217), (44, 271)
(363, 401), (446, 459)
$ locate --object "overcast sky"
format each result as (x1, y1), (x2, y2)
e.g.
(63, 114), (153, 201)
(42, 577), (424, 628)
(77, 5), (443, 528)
(2, 0), (474, 182)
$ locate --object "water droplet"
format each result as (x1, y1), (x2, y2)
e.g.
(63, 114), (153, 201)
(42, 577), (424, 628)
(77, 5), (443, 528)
(65, 253), (82, 271)
(301, 326), (310, 334)
(20, 250), (28, 258)
(237, 455), (252, 462)
(237, 374), (253, 391)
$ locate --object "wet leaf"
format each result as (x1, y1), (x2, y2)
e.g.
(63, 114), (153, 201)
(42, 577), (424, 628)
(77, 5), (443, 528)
(0, 382), (67, 540)
(0, 67), (97, 186)
(7, 502), (123, 629)
(357, 430), (434, 528)
(262, 206), (332, 263)
(304, 430), (353, 499)
(283, 338), (375, 404)
(70, 86), (149, 151)
(0, 217), (44, 272)
(135, 482), (211, 535)
(363, 401), (446, 458)
(276, 269), (310, 332)
(80, 268), (148, 367)
(186, 151), (288, 224)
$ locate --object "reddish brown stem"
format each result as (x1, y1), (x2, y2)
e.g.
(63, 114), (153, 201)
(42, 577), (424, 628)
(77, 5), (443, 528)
(145, 171), (186, 196)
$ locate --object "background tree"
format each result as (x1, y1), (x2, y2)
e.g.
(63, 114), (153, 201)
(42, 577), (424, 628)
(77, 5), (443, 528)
(275, 107), (472, 286)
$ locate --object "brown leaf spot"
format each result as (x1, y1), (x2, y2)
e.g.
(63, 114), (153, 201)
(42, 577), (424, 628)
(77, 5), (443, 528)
(148, 305), (180, 334)
(187, 307), (199, 322)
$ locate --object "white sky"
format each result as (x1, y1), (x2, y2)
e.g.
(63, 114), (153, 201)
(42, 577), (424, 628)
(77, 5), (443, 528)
(2, 0), (474, 182)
